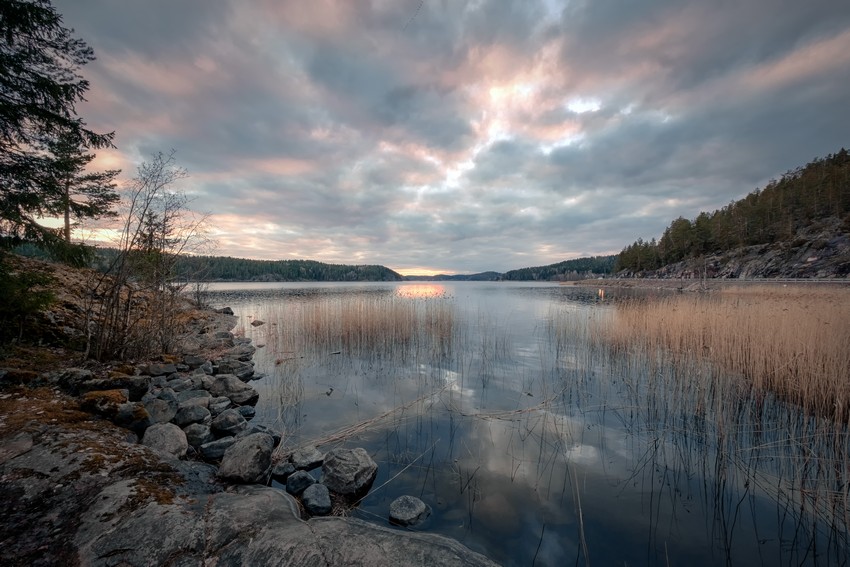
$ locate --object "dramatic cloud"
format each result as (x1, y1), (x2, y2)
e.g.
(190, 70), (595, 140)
(56, 0), (850, 274)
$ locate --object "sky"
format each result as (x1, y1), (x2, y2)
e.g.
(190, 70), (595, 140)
(54, 0), (850, 275)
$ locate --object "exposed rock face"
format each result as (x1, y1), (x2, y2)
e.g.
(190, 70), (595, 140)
(390, 495), (431, 527)
(141, 422), (188, 458)
(218, 433), (274, 484)
(626, 218), (850, 280)
(321, 447), (378, 496)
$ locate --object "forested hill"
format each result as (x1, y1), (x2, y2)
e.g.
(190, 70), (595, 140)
(172, 255), (403, 282)
(502, 255), (617, 281)
(616, 149), (850, 276)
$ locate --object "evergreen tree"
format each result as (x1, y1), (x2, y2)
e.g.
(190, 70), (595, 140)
(43, 130), (120, 242)
(0, 0), (114, 258)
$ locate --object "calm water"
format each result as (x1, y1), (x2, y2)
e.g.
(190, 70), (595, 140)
(205, 281), (849, 567)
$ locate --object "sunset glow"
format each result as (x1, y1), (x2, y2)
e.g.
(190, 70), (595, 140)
(52, 0), (850, 274)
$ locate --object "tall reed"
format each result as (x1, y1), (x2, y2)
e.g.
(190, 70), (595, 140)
(595, 286), (850, 422)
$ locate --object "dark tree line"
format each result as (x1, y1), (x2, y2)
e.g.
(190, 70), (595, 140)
(89, 252), (404, 282)
(503, 255), (617, 281)
(616, 149), (850, 272)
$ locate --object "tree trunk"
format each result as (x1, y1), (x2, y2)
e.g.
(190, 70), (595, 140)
(63, 179), (71, 242)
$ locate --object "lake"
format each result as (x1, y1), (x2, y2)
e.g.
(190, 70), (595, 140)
(204, 281), (849, 566)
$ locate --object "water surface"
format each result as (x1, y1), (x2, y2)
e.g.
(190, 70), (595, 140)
(205, 281), (848, 566)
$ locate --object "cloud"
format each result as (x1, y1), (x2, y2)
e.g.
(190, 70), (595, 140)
(54, 0), (850, 274)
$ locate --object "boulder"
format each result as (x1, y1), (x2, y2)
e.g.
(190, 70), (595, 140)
(238, 424), (281, 447)
(173, 405), (210, 427)
(237, 405), (256, 421)
(302, 484), (332, 516)
(321, 448), (378, 496)
(226, 343), (257, 362)
(143, 397), (178, 425)
(113, 402), (151, 435)
(207, 374), (259, 406)
(208, 396), (232, 416)
(389, 495), (431, 527)
(290, 445), (324, 470)
(176, 389), (211, 409)
(215, 306), (234, 315)
(183, 354), (207, 369)
(199, 437), (237, 460)
(211, 408), (247, 437)
(142, 423), (188, 458)
(165, 376), (193, 392)
(183, 423), (215, 448)
(218, 433), (274, 484)
(146, 362), (177, 377)
(214, 359), (254, 380)
(286, 470), (316, 496)
(271, 461), (296, 482)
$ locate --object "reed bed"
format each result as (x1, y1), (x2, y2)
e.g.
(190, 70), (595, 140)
(595, 285), (850, 422)
(269, 295), (456, 358)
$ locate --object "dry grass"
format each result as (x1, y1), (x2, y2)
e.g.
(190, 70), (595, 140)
(264, 294), (456, 359)
(595, 285), (850, 422)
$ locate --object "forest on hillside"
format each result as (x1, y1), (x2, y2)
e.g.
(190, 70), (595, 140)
(616, 149), (850, 272)
(502, 255), (616, 281)
(170, 255), (403, 282)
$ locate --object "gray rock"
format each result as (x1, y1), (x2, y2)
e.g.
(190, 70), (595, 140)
(389, 495), (431, 526)
(165, 376), (193, 392)
(146, 362), (178, 377)
(207, 374), (259, 406)
(142, 423), (188, 458)
(113, 402), (151, 435)
(302, 483), (332, 516)
(238, 424), (281, 447)
(210, 408), (247, 437)
(2, 424), (498, 567)
(183, 423), (215, 448)
(173, 405), (210, 427)
(183, 354), (207, 368)
(271, 461), (296, 482)
(286, 470), (316, 495)
(176, 389), (211, 409)
(143, 397), (178, 424)
(208, 396), (232, 416)
(200, 360), (214, 375)
(290, 445), (324, 470)
(218, 433), (274, 484)
(237, 405), (256, 421)
(250, 319), (265, 327)
(214, 359), (254, 380)
(321, 447), (378, 496)
(226, 343), (256, 362)
(199, 437), (237, 460)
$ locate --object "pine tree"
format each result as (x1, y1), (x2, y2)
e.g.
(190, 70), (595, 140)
(43, 131), (120, 242)
(0, 0), (114, 257)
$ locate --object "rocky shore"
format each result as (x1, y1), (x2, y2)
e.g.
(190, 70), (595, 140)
(0, 304), (496, 566)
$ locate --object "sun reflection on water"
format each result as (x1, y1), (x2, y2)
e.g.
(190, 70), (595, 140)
(395, 283), (447, 298)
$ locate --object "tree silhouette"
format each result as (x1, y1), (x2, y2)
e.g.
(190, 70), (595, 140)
(0, 0), (114, 259)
